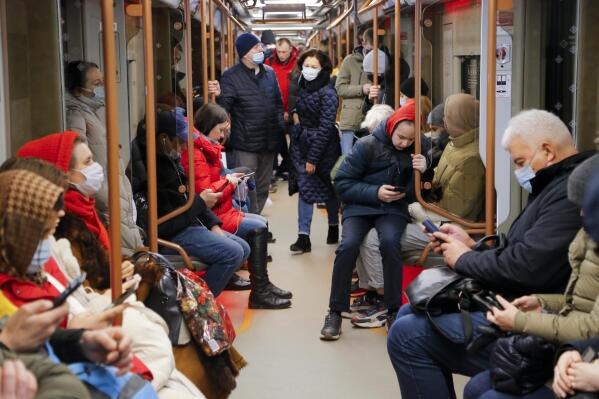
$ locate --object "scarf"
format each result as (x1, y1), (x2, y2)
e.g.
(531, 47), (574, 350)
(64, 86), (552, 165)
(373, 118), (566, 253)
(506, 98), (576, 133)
(65, 189), (110, 251)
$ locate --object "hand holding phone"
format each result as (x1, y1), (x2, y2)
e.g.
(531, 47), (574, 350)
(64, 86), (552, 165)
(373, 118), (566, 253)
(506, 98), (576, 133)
(105, 275), (141, 310)
(53, 272), (86, 308)
(392, 186), (407, 193)
(422, 219), (440, 234)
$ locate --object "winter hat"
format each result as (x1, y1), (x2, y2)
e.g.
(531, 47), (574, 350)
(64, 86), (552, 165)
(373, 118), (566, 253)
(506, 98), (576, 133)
(428, 102), (445, 128)
(583, 161), (599, 244)
(236, 33), (261, 58)
(17, 131), (79, 173)
(0, 170), (63, 279)
(363, 50), (388, 75)
(385, 100), (416, 137)
(400, 77), (429, 98)
(568, 154), (599, 207)
(261, 30), (276, 46)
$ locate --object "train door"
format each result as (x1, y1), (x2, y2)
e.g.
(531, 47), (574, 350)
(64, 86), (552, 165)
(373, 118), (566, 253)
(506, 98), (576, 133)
(0, 0), (64, 157)
(0, 1), (7, 162)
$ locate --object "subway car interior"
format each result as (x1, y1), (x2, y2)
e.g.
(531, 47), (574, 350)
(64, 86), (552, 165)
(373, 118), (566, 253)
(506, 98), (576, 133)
(0, 0), (598, 398)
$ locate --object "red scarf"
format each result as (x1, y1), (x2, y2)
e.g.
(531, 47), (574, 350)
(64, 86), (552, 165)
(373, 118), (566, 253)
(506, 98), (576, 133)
(65, 189), (111, 251)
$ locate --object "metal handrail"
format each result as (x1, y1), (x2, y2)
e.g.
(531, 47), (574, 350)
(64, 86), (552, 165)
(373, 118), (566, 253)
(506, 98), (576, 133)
(484, 0), (497, 236)
(100, 0), (123, 304)
(345, 12), (350, 57)
(157, 0), (197, 225)
(209, 0), (216, 102)
(325, 3), (354, 30)
(158, 239), (193, 270)
(358, 0), (385, 15)
(200, 0), (209, 104)
(372, 5), (378, 102)
(394, 0), (400, 108)
(412, 0), (487, 229)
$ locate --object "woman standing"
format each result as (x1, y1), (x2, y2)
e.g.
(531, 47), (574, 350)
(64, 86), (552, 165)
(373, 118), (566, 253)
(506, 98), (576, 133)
(289, 49), (340, 253)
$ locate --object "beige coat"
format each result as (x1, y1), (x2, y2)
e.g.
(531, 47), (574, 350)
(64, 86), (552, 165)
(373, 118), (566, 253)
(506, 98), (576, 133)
(514, 230), (599, 343)
(65, 92), (143, 253)
(335, 49), (370, 131)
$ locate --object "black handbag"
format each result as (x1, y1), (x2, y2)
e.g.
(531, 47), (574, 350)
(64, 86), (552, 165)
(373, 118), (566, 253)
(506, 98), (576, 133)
(404, 266), (493, 344)
(490, 334), (557, 395)
(131, 251), (191, 346)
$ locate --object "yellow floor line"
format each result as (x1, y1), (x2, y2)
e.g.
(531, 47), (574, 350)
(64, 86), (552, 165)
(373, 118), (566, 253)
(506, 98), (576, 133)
(238, 308), (254, 334)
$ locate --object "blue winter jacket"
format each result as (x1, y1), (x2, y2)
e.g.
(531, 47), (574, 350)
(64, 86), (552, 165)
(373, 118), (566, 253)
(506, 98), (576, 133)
(217, 63), (285, 153)
(334, 121), (430, 221)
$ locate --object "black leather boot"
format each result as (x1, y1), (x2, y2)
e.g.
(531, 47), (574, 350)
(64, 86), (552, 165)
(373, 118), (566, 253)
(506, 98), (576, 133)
(247, 228), (292, 308)
(327, 225), (339, 244)
(290, 234), (311, 253)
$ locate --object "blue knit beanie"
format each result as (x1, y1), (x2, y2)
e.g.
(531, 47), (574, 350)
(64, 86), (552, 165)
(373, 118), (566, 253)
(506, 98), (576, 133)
(236, 33), (260, 58)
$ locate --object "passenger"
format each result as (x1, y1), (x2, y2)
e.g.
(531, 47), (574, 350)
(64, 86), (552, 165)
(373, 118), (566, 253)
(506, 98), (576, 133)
(0, 157), (211, 398)
(362, 49), (390, 114)
(183, 103), (292, 308)
(288, 49), (341, 253)
(336, 28), (377, 155)
(320, 100), (428, 340)
(426, 102), (450, 170)
(463, 153), (599, 399)
(399, 77), (432, 131)
(65, 60), (143, 255)
(131, 111), (252, 299)
(387, 109), (593, 399)
(583, 155), (599, 245)
(266, 38), (299, 180)
(260, 29), (276, 60)
(552, 338), (599, 398)
(209, 33), (285, 215)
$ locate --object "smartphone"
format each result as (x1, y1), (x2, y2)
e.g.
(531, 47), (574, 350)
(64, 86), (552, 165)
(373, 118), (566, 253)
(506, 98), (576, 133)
(104, 275), (141, 310)
(392, 186), (407, 192)
(422, 219), (440, 234)
(582, 346), (597, 363)
(213, 180), (229, 193)
(53, 272), (86, 308)
(240, 172), (255, 179)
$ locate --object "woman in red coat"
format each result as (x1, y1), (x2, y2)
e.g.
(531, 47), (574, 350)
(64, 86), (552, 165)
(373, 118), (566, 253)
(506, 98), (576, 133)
(181, 103), (292, 301)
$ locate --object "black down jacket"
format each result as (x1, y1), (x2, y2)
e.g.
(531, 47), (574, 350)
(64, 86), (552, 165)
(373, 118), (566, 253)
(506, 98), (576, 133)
(333, 121), (430, 221)
(455, 151), (594, 297)
(289, 73), (340, 204)
(490, 334), (556, 395)
(217, 63), (285, 153)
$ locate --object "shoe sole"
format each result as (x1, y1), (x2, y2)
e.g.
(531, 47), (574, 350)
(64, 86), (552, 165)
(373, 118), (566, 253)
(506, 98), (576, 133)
(351, 309), (388, 322)
(290, 248), (311, 253)
(249, 302), (292, 309)
(319, 332), (341, 341)
(351, 319), (386, 328)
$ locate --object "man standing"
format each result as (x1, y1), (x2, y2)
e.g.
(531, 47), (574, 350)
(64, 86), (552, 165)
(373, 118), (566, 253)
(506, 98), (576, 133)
(335, 28), (376, 155)
(209, 33), (285, 214)
(266, 38), (299, 178)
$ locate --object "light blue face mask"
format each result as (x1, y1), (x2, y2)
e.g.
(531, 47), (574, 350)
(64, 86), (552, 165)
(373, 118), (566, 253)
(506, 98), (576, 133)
(514, 164), (535, 193)
(93, 85), (105, 100)
(251, 51), (265, 65)
(27, 238), (52, 274)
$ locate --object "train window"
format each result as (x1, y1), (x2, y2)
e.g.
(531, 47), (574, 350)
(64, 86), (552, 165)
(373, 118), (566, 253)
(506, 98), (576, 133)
(3, 0), (64, 154)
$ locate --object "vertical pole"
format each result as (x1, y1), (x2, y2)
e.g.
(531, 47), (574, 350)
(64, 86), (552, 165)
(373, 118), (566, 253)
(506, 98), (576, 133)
(220, 9), (226, 72)
(485, 0), (497, 235)
(200, 0), (209, 104)
(209, 0), (216, 102)
(414, 0), (422, 192)
(336, 24), (342, 67)
(184, 0), (196, 200)
(345, 13), (350, 56)
(100, 0), (123, 305)
(372, 6), (378, 104)
(394, 0), (400, 109)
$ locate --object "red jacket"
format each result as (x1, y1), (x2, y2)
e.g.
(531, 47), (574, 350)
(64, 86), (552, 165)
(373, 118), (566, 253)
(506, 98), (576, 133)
(266, 47), (299, 113)
(0, 258), (69, 327)
(181, 135), (244, 233)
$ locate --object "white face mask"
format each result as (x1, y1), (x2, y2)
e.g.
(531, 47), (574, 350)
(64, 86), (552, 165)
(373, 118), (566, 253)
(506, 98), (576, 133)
(302, 66), (321, 82)
(514, 164), (535, 193)
(73, 162), (105, 197)
(400, 96), (408, 107)
(27, 238), (51, 274)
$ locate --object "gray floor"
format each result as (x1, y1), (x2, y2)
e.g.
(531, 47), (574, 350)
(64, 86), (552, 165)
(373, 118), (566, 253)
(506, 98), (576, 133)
(230, 181), (467, 399)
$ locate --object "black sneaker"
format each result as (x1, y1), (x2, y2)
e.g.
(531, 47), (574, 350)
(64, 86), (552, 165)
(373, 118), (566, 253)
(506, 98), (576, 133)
(320, 310), (342, 341)
(351, 302), (388, 328)
(290, 234), (311, 253)
(341, 293), (380, 319)
(386, 310), (398, 332)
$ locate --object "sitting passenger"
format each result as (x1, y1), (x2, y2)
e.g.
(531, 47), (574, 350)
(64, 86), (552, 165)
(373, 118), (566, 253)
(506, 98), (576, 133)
(387, 109), (593, 399)
(181, 102), (292, 306)
(463, 153), (599, 399)
(65, 61), (143, 255)
(320, 100), (429, 340)
(426, 102), (450, 170)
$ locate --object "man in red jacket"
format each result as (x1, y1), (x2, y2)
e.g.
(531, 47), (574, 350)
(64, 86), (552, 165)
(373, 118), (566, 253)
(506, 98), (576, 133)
(266, 38), (299, 179)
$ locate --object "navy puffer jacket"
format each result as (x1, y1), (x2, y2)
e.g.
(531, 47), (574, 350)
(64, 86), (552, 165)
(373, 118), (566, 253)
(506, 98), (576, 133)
(334, 121), (430, 221)
(217, 63), (284, 153)
(290, 74), (340, 204)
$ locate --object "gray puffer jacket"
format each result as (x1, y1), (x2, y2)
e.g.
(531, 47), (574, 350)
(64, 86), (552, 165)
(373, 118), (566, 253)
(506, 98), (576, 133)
(65, 92), (143, 254)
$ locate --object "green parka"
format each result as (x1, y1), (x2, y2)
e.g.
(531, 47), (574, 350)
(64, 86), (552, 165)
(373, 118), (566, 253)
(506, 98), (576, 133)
(335, 48), (370, 131)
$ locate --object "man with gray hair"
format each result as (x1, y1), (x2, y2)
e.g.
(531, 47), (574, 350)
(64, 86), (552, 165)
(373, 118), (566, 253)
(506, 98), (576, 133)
(387, 109), (594, 399)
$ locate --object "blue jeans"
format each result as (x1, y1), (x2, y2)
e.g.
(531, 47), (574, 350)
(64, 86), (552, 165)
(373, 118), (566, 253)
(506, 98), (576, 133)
(167, 226), (250, 297)
(464, 371), (554, 399)
(387, 304), (494, 399)
(235, 213), (267, 241)
(298, 196), (339, 235)
(340, 130), (355, 155)
(329, 214), (407, 312)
